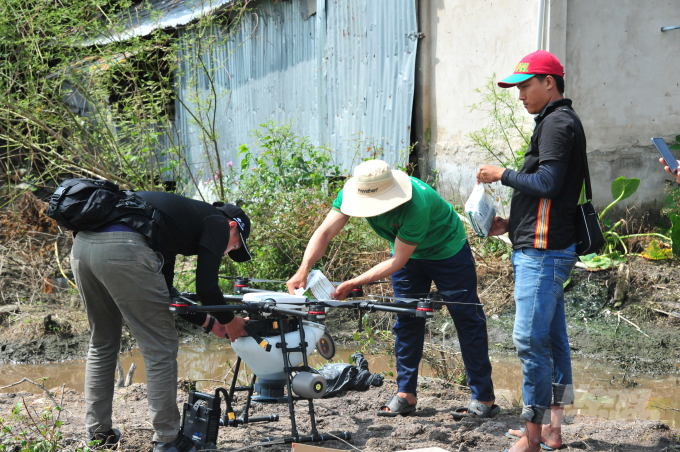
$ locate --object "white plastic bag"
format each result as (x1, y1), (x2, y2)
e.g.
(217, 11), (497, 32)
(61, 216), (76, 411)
(294, 269), (336, 300)
(465, 184), (496, 237)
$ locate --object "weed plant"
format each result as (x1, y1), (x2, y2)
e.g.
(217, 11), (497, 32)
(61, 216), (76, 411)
(0, 402), (93, 452)
(193, 121), (391, 287)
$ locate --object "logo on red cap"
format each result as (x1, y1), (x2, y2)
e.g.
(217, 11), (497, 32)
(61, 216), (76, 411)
(515, 62), (529, 73)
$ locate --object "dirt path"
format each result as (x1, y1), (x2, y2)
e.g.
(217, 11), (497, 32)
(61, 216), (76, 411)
(1, 378), (677, 452)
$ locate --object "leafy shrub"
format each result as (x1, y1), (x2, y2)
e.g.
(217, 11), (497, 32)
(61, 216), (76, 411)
(200, 122), (390, 286)
(0, 401), (93, 452)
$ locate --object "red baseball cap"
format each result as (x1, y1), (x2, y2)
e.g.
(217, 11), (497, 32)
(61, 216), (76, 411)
(498, 50), (564, 88)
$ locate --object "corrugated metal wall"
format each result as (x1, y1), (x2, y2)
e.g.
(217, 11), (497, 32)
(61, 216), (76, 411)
(175, 0), (417, 180)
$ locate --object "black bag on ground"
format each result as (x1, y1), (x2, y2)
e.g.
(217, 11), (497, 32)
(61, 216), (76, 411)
(558, 108), (605, 256)
(313, 352), (384, 397)
(46, 178), (164, 247)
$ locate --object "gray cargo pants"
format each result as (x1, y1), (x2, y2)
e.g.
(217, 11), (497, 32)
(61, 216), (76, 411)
(71, 231), (179, 443)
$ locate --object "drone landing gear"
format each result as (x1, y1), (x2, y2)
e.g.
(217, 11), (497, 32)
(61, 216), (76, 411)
(180, 315), (350, 448)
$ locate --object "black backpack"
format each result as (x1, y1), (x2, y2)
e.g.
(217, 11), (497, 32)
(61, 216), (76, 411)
(46, 178), (164, 246)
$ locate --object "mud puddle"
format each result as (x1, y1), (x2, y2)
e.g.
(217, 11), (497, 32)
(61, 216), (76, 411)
(2, 344), (678, 428)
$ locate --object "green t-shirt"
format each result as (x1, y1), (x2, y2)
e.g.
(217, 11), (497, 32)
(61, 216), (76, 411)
(332, 177), (467, 260)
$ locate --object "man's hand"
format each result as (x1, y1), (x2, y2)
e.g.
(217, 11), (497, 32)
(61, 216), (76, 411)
(659, 157), (680, 183)
(211, 321), (228, 339)
(225, 316), (250, 342)
(286, 270), (308, 295)
(476, 165), (506, 184)
(331, 280), (356, 301)
(488, 217), (509, 236)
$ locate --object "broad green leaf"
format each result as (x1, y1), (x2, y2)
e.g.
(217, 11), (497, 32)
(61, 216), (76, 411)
(670, 214), (680, 258)
(603, 219), (611, 228)
(578, 252), (626, 270)
(675, 134), (680, 144)
(579, 253), (598, 263)
(670, 144), (680, 151)
(641, 240), (672, 260)
(611, 177), (640, 202)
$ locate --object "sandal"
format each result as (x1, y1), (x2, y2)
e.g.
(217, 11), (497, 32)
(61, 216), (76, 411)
(451, 406), (471, 420)
(377, 395), (416, 417)
(468, 399), (501, 418)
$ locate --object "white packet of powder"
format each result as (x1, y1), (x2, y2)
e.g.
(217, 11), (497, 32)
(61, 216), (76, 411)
(293, 269), (337, 300)
(464, 184), (497, 237)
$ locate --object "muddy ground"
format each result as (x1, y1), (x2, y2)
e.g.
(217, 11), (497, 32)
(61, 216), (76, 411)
(2, 193), (680, 450)
(1, 378), (678, 452)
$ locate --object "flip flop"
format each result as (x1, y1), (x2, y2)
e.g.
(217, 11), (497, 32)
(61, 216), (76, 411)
(468, 399), (501, 418)
(505, 428), (554, 451)
(451, 406), (471, 420)
(377, 395), (416, 417)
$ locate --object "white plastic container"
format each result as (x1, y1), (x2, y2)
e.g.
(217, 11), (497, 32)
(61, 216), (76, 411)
(465, 184), (496, 237)
(231, 321), (326, 381)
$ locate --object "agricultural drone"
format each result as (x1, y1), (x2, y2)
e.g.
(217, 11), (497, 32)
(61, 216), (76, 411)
(169, 277), (472, 449)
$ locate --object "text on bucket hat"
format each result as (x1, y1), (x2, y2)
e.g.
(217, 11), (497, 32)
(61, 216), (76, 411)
(497, 50), (564, 88)
(340, 160), (412, 218)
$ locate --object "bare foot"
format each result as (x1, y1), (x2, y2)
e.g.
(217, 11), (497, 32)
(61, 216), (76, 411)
(380, 392), (417, 412)
(508, 436), (542, 452)
(507, 425), (563, 450)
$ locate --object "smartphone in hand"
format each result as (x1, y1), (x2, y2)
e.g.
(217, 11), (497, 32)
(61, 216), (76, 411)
(653, 137), (679, 174)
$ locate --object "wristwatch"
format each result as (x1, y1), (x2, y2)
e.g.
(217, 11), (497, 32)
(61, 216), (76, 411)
(204, 315), (216, 334)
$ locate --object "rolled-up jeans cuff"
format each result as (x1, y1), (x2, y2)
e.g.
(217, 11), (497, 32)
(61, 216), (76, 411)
(552, 383), (574, 406)
(521, 405), (551, 424)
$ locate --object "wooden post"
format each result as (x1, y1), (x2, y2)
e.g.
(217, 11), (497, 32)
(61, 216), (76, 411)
(125, 363), (137, 387)
(116, 357), (125, 387)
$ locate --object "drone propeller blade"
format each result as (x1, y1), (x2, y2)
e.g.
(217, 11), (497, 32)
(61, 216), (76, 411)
(321, 300), (364, 308)
(249, 278), (287, 284)
(368, 295), (420, 303)
(402, 289), (468, 298)
(217, 276), (288, 284)
(368, 293), (482, 306)
(329, 280), (391, 285)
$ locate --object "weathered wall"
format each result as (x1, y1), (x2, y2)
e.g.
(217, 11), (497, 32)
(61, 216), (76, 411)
(417, 0), (680, 217)
(413, 0), (539, 206)
(564, 0), (680, 216)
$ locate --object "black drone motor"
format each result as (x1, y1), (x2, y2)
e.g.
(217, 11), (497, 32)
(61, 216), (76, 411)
(233, 277), (250, 294)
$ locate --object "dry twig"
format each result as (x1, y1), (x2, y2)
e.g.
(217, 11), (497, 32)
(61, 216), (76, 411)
(1, 378), (59, 406)
(616, 312), (649, 337)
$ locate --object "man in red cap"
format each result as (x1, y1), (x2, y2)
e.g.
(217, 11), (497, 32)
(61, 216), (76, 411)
(476, 50), (585, 452)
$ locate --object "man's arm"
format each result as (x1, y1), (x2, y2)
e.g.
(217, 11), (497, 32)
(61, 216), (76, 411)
(286, 210), (350, 294)
(477, 160), (568, 199)
(194, 247), (248, 340)
(332, 239), (417, 300)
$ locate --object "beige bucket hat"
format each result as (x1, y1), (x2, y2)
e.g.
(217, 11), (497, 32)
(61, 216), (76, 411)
(340, 160), (412, 217)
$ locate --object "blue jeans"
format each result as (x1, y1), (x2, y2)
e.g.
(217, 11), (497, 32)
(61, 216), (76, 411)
(391, 242), (495, 402)
(511, 244), (577, 424)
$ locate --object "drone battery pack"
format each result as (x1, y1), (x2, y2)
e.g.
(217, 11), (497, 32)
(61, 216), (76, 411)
(180, 391), (221, 447)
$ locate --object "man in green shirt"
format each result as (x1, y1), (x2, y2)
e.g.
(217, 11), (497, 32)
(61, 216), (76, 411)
(287, 159), (497, 417)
